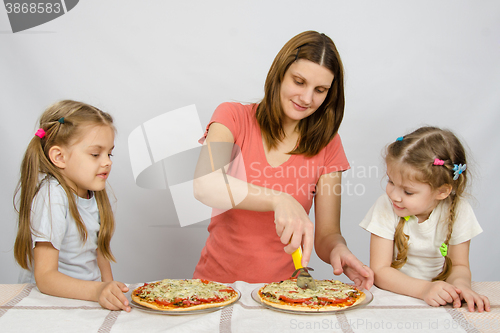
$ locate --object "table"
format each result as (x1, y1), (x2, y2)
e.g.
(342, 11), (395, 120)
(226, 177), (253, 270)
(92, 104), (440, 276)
(0, 281), (498, 332)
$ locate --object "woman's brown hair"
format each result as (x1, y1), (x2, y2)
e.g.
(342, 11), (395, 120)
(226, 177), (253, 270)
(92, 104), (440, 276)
(256, 30), (345, 157)
(386, 126), (468, 281)
(14, 100), (116, 270)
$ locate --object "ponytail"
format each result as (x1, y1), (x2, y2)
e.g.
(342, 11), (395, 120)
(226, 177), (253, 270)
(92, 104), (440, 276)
(95, 190), (116, 262)
(14, 136), (49, 269)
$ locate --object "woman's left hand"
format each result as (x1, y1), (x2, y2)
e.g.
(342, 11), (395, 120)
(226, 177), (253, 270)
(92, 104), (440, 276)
(329, 243), (374, 290)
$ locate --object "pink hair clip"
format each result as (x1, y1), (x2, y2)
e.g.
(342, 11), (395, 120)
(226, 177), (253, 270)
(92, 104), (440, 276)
(433, 158), (445, 166)
(35, 128), (46, 139)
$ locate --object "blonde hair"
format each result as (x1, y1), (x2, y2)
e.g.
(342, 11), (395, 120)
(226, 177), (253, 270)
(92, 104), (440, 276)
(386, 126), (468, 281)
(256, 30), (345, 157)
(14, 100), (116, 270)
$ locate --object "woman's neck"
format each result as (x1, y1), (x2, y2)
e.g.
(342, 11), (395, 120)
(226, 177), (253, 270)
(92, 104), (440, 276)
(282, 118), (299, 139)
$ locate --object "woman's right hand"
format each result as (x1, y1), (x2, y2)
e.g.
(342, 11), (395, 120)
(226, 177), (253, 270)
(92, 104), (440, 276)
(329, 243), (373, 290)
(273, 192), (314, 267)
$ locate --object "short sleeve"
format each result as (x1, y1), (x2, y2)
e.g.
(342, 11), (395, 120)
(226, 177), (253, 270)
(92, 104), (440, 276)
(359, 194), (399, 240)
(449, 199), (483, 245)
(199, 102), (244, 144)
(319, 134), (350, 175)
(31, 180), (69, 250)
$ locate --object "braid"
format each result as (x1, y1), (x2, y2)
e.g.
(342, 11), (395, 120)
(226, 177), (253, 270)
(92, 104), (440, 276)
(432, 194), (458, 281)
(391, 217), (409, 269)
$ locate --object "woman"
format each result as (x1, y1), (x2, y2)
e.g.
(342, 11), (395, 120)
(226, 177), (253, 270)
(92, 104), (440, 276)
(193, 31), (373, 288)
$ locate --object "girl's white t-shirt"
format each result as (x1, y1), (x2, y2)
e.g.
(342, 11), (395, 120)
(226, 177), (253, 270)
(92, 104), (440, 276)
(360, 194), (483, 281)
(18, 176), (101, 283)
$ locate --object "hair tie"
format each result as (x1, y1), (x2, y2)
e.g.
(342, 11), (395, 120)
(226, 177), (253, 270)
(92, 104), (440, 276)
(58, 117), (65, 124)
(35, 128), (46, 139)
(433, 158), (445, 166)
(439, 243), (448, 257)
(396, 136), (403, 142)
(452, 164), (466, 180)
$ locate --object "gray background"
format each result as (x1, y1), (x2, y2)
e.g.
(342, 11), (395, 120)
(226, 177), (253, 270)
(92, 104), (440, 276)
(1, 0), (499, 284)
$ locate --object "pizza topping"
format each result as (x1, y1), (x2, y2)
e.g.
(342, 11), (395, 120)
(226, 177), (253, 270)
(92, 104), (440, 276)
(279, 295), (312, 303)
(259, 278), (363, 309)
(133, 279), (237, 308)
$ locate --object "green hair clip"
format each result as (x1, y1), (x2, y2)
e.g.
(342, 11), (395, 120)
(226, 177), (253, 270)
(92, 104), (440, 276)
(58, 117), (65, 124)
(439, 243), (448, 257)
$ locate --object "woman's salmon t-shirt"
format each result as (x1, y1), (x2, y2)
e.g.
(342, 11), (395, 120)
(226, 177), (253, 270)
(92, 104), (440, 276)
(193, 102), (350, 283)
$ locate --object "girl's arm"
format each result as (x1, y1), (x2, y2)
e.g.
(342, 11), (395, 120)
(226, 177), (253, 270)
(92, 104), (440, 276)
(33, 242), (130, 311)
(446, 241), (490, 312)
(193, 122), (315, 264)
(370, 234), (461, 306)
(314, 172), (373, 290)
(97, 249), (114, 283)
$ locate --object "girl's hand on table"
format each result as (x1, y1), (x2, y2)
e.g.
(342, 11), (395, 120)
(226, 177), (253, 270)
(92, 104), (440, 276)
(422, 281), (461, 308)
(96, 281), (131, 312)
(273, 193), (314, 267)
(456, 286), (491, 312)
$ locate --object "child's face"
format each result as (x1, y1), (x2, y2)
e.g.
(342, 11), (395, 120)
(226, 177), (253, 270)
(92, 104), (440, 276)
(59, 125), (115, 198)
(385, 164), (445, 223)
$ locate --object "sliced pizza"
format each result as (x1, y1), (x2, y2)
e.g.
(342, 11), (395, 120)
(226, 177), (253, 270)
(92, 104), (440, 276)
(258, 278), (365, 312)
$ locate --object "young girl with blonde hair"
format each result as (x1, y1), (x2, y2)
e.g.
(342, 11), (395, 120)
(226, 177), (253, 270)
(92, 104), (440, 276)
(14, 100), (130, 311)
(360, 126), (490, 312)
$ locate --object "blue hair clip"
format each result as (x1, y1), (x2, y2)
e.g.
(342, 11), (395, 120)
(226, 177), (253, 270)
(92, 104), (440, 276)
(396, 136), (403, 142)
(452, 164), (466, 180)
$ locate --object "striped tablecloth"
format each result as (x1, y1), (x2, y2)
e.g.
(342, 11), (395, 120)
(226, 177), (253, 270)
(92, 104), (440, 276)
(0, 281), (498, 332)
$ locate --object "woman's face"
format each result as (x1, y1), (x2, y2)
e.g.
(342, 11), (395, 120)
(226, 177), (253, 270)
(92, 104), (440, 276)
(280, 59), (334, 126)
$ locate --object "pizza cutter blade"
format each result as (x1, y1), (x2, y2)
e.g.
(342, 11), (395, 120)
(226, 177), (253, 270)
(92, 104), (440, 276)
(291, 247), (317, 290)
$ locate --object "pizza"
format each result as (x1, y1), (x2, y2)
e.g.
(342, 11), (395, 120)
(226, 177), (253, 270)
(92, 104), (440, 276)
(258, 278), (365, 312)
(131, 279), (239, 311)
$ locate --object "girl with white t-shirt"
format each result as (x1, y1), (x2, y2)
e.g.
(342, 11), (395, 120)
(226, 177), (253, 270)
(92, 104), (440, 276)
(14, 100), (130, 312)
(360, 126), (490, 312)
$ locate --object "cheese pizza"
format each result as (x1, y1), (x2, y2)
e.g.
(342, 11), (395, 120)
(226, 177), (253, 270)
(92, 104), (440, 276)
(131, 279), (239, 311)
(258, 278), (365, 312)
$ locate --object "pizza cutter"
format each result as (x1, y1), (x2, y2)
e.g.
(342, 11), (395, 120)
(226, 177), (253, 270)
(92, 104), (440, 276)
(291, 246), (317, 290)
